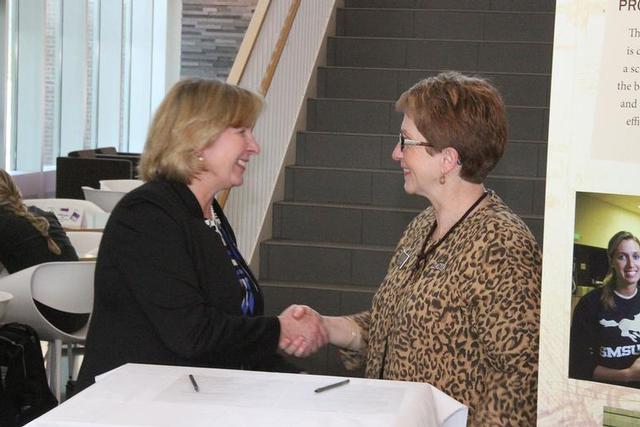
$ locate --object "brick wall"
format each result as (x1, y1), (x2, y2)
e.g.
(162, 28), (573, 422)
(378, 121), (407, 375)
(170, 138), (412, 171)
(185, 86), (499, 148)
(181, 0), (258, 80)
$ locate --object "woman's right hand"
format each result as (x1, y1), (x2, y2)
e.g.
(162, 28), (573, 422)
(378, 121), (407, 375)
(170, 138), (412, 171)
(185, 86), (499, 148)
(278, 305), (328, 357)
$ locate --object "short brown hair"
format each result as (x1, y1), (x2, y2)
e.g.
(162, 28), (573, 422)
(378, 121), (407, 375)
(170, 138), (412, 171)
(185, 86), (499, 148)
(395, 71), (507, 183)
(139, 78), (263, 183)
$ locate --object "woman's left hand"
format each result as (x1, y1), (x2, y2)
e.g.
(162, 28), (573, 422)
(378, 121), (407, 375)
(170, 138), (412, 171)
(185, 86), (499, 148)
(278, 305), (328, 357)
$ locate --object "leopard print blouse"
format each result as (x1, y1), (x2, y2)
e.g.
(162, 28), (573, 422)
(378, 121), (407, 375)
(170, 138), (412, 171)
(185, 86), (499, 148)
(342, 191), (541, 426)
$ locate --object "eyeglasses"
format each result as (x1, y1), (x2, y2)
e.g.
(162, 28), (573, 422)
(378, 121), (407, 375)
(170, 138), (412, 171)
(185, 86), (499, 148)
(398, 133), (433, 151)
(398, 133), (463, 165)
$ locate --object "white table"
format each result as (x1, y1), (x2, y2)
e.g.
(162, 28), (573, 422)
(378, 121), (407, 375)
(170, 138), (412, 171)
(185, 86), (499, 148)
(63, 211), (110, 231)
(28, 363), (467, 427)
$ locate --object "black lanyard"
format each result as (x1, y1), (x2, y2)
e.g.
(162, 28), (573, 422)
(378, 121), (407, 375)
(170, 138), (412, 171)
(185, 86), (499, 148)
(413, 190), (490, 272)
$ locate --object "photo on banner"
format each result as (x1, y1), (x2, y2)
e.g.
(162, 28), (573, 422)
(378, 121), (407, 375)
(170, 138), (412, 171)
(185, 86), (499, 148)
(568, 191), (640, 390)
(538, 0), (640, 424)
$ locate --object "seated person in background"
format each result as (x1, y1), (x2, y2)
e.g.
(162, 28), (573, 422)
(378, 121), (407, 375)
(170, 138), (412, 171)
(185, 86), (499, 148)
(76, 78), (326, 391)
(570, 230), (640, 388)
(0, 169), (83, 332)
(0, 169), (78, 272)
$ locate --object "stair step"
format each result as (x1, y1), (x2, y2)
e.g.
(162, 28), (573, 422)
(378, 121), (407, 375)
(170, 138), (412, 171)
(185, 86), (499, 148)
(327, 37), (552, 74)
(260, 240), (393, 288)
(284, 165), (545, 216)
(307, 98), (549, 141)
(296, 131), (547, 178)
(317, 66), (551, 107)
(344, 0), (555, 12)
(337, 9), (554, 42)
(272, 200), (543, 246)
(296, 131), (398, 170)
(273, 201), (419, 246)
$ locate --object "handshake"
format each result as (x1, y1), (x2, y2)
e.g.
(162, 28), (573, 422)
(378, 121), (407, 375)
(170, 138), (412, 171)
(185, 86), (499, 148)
(278, 305), (329, 357)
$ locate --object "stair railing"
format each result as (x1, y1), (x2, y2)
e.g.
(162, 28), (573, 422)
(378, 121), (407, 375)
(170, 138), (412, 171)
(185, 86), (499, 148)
(217, 0), (301, 208)
(220, 0), (338, 260)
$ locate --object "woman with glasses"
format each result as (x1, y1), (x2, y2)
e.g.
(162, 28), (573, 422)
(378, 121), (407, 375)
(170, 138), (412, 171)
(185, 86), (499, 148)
(284, 72), (542, 426)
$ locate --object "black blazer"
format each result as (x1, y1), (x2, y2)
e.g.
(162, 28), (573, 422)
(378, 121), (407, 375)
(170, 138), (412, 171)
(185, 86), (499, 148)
(77, 180), (290, 391)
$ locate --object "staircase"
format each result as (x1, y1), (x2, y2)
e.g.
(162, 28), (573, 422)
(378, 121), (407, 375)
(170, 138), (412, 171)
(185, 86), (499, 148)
(260, 0), (555, 375)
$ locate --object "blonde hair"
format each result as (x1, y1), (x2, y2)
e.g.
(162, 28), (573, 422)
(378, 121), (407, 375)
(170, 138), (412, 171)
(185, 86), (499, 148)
(601, 231), (640, 310)
(0, 169), (61, 255)
(138, 78), (263, 183)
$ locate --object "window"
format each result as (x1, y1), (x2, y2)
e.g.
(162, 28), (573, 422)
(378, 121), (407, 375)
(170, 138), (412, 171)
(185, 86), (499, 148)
(2, 0), (179, 173)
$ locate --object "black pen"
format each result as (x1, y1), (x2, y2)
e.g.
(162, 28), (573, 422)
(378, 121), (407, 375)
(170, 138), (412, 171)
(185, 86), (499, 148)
(189, 374), (199, 392)
(314, 378), (350, 393)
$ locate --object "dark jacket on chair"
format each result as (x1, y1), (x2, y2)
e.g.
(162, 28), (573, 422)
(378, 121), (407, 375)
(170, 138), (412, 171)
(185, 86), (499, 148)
(0, 205), (78, 273)
(0, 205), (85, 333)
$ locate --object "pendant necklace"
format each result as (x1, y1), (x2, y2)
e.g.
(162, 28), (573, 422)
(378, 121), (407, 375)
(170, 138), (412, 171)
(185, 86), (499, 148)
(413, 190), (490, 272)
(205, 205), (217, 229)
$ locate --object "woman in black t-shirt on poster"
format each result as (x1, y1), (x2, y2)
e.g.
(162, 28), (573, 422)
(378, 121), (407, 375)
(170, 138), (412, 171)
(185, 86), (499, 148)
(570, 230), (640, 388)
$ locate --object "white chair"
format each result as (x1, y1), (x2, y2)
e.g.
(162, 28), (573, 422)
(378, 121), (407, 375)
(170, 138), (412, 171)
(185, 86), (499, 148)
(0, 290), (12, 321)
(99, 179), (143, 192)
(81, 186), (126, 213)
(24, 198), (106, 229)
(0, 261), (95, 401)
(67, 231), (103, 259)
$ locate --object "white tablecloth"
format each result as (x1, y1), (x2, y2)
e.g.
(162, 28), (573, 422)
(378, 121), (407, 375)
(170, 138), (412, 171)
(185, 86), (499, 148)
(28, 363), (467, 427)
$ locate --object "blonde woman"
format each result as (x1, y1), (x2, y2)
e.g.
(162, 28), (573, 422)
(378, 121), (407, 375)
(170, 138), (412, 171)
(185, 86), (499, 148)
(77, 79), (326, 391)
(0, 169), (81, 331)
(0, 169), (78, 271)
(570, 230), (640, 388)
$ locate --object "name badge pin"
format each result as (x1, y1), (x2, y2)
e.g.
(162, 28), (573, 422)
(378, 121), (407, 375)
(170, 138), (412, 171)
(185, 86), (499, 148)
(433, 262), (446, 271)
(397, 249), (411, 268)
